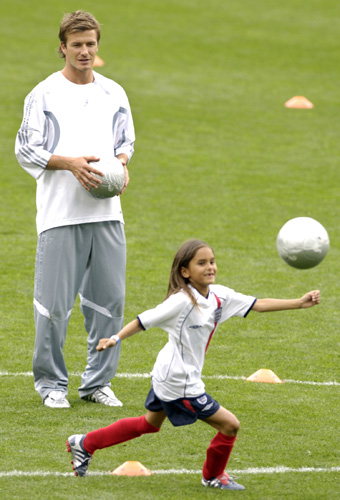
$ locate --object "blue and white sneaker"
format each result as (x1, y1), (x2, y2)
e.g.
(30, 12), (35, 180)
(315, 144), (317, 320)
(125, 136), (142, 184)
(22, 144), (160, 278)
(202, 472), (245, 490)
(66, 434), (92, 476)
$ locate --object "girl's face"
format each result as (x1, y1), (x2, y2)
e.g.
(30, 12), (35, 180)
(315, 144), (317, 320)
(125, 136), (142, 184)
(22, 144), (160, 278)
(181, 246), (217, 297)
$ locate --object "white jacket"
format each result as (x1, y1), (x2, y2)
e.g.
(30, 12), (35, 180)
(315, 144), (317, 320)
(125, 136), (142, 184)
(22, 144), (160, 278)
(15, 71), (135, 234)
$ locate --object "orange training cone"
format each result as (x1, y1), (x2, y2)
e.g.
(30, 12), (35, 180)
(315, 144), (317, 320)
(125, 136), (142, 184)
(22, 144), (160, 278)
(284, 96), (314, 109)
(93, 55), (105, 67)
(111, 461), (152, 476)
(246, 369), (283, 384)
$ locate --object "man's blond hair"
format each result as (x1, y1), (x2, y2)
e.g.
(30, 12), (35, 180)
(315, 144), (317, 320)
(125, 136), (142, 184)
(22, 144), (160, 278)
(58, 10), (101, 58)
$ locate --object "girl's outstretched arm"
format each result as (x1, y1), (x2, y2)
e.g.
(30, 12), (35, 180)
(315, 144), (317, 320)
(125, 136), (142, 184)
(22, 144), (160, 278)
(252, 290), (320, 313)
(96, 318), (143, 351)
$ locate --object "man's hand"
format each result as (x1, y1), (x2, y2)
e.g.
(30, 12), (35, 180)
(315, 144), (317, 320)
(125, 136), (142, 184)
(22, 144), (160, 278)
(46, 154), (104, 191)
(68, 156), (104, 191)
(116, 154), (129, 194)
(119, 164), (130, 194)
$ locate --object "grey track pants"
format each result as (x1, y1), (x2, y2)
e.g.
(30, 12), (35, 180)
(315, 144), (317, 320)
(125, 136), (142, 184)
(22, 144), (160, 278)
(33, 221), (126, 400)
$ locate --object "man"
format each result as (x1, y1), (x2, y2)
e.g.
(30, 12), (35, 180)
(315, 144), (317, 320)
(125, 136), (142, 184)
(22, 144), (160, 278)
(15, 11), (135, 408)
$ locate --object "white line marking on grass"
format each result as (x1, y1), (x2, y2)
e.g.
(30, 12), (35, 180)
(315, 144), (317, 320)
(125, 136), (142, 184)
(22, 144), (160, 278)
(282, 379), (340, 386)
(204, 375), (340, 386)
(0, 371), (33, 376)
(0, 471), (77, 477)
(153, 466), (340, 475)
(1, 466), (340, 478)
(0, 371), (339, 386)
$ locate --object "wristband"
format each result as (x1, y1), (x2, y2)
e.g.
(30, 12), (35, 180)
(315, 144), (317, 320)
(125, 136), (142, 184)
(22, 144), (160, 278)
(110, 334), (121, 344)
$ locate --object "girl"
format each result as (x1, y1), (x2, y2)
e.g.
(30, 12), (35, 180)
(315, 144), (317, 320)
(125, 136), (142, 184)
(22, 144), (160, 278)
(66, 239), (320, 490)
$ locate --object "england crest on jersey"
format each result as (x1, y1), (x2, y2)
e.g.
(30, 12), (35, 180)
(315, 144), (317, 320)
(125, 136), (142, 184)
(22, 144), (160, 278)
(214, 307), (222, 323)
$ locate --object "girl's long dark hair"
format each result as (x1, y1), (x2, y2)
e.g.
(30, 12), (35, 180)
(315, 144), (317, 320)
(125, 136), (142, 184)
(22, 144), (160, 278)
(166, 239), (213, 305)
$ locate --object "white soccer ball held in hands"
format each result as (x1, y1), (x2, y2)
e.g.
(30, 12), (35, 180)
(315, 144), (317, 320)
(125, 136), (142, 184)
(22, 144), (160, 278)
(89, 157), (126, 199)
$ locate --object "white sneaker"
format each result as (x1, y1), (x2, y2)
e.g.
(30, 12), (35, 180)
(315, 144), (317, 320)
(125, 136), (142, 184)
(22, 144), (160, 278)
(44, 390), (70, 408)
(85, 386), (123, 407)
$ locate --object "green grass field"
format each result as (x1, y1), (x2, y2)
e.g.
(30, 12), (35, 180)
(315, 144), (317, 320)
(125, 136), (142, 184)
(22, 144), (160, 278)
(1, 0), (340, 498)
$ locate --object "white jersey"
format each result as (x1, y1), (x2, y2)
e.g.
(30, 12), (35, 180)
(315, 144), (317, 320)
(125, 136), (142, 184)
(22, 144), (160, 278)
(138, 284), (256, 401)
(15, 71), (135, 234)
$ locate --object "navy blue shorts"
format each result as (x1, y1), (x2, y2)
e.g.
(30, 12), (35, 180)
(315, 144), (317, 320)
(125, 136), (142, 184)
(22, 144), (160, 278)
(144, 386), (220, 427)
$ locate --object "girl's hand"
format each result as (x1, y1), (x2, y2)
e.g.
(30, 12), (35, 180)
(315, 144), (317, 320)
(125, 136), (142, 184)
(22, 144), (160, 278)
(300, 290), (320, 308)
(96, 338), (116, 351)
(96, 320), (143, 351)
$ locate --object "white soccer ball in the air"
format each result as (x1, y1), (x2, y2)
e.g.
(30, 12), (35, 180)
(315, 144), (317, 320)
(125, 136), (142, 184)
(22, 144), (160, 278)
(276, 217), (329, 269)
(89, 157), (126, 199)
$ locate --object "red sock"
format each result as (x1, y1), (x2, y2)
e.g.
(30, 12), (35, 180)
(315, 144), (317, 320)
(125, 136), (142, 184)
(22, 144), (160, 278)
(202, 432), (237, 480)
(83, 415), (160, 455)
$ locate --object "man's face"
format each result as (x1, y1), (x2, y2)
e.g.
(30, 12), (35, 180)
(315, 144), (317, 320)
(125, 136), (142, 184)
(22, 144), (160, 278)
(61, 30), (98, 73)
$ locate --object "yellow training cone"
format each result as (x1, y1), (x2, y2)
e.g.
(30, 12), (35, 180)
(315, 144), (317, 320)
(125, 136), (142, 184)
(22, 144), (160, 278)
(284, 96), (314, 109)
(111, 461), (152, 476)
(247, 369), (283, 384)
(93, 55), (105, 67)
